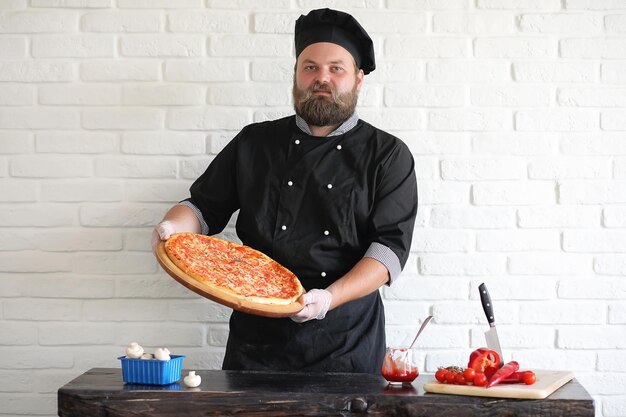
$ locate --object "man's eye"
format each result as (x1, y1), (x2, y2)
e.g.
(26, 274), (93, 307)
(331, 66), (343, 72)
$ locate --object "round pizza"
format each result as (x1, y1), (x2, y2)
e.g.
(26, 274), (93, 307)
(159, 233), (304, 313)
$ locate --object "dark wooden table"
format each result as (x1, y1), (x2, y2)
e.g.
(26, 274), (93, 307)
(58, 368), (594, 416)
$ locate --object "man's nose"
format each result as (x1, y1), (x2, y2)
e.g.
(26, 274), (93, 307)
(315, 68), (331, 84)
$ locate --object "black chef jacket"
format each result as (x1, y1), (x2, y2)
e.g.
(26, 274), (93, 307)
(187, 115), (417, 374)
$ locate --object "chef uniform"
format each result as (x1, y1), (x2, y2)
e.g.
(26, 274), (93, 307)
(180, 9), (418, 374)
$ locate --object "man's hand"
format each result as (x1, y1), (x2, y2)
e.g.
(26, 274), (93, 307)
(151, 220), (177, 253)
(290, 289), (332, 323)
(150, 205), (202, 253)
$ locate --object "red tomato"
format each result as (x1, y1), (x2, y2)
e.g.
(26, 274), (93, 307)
(473, 373), (488, 387)
(463, 367), (476, 382)
(445, 371), (457, 384)
(455, 373), (467, 385)
(522, 371), (536, 385)
(435, 369), (447, 383)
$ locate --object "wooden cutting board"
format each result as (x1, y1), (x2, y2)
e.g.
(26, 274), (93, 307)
(423, 370), (574, 399)
(156, 241), (304, 318)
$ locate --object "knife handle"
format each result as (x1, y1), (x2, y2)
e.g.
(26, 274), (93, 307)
(479, 283), (495, 327)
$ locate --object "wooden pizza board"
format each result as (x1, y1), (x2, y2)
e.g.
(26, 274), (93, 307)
(423, 370), (574, 400)
(156, 241), (304, 318)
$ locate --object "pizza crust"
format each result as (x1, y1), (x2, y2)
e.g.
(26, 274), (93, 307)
(156, 234), (305, 317)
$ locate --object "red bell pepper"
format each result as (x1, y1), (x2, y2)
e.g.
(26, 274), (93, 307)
(467, 348), (501, 373)
(484, 365), (498, 380)
(486, 361), (520, 388)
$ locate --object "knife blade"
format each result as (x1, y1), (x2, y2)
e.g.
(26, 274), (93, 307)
(478, 282), (503, 363)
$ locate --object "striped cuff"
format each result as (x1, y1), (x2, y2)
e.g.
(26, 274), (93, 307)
(177, 201), (209, 235)
(364, 242), (402, 284)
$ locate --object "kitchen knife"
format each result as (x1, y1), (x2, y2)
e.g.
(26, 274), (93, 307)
(479, 282), (503, 363)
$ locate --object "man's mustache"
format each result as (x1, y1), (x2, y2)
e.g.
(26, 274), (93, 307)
(296, 82), (343, 104)
(312, 82), (332, 92)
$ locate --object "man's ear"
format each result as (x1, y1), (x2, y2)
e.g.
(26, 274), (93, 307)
(356, 68), (364, 92)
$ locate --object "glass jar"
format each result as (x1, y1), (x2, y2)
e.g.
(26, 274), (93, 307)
(381, 347), (419, 386)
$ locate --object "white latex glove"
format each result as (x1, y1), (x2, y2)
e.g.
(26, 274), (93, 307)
(151, 220), (176, 253)
(290, 289), (332, 323)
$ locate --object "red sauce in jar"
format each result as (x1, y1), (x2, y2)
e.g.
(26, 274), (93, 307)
(382, 367), (419, 383)
(382, 347), (419, 384)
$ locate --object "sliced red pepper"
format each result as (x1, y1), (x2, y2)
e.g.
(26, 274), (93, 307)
(484, 365), (498, 380)
(486, 361), (520, 388)
(467, 348), (501, 373)
(501, 371), (536, 384)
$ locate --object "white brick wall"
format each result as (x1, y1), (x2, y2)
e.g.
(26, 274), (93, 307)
(1, 1), (625, 416)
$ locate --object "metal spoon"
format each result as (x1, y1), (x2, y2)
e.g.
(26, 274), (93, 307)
(408, 315), (433, 349)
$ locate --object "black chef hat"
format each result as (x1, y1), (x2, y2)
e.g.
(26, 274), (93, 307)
(295, 8), (376, 75)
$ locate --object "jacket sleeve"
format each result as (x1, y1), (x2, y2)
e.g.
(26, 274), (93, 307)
(184, 129), (244, 235)
(366, 139), (418, 272)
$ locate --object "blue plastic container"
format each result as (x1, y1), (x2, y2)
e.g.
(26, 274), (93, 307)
(118, 355), (185, 385)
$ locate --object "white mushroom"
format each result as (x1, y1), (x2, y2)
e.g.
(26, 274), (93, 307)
(125, 342), (144, 359)
(184, 371), (201, 388)
(154, 347), (171, 361)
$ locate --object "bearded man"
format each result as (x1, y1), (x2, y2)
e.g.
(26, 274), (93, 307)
(152, 8), (418, 373)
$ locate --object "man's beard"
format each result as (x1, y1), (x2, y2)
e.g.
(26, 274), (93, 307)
(292, 80), (359, 127)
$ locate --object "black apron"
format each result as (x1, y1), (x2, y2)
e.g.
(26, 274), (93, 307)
(187, 116), (417, 373)
(222, 292), (385, 373)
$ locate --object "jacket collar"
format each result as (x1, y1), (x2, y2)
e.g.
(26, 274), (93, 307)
(295, 112), (359, 137)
